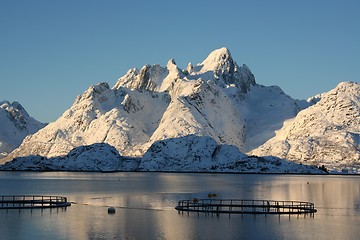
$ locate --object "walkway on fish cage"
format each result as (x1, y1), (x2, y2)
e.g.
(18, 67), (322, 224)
(0, 195), (71, 209)
(175, 199), (317, 215)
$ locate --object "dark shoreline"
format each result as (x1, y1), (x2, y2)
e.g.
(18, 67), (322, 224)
(0, 169), (355, 176)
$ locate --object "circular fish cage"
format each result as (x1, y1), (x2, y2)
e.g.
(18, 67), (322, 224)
(175, 199), (317, 215)
(0, 195), (71, 209)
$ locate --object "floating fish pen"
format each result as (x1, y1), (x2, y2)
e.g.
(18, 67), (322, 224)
(175, 199), (317, 215)
(0, 195), (71, 209)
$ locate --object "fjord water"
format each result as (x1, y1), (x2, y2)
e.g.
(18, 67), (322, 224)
(0, 172), (360, 240)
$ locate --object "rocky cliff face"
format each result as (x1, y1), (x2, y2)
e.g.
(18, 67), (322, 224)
(251, 81), (360, 172)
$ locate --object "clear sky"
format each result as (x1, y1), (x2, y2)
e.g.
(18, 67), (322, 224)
(1, 0), (359, 123)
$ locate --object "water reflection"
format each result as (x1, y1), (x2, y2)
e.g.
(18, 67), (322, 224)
(1, 172), (360, 239)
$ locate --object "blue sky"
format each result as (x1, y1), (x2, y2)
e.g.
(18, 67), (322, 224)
(1, 0), (359, 123)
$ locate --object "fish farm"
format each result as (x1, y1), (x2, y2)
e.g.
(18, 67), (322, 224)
(0, 195), (71, 209)
(175, 199), (317, 215)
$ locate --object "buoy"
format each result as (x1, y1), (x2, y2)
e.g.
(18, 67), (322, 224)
(108, 207), (116, 214)
(208, 192), (218, 198)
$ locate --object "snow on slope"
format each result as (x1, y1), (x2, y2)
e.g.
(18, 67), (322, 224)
(251, 82), (360, 172)
(0, 101), (46, 158)
(139, 135), (322, 173)
(0, 143), (122, 171)
(243, 85), (309, 151)
(2, 83), (170, 161)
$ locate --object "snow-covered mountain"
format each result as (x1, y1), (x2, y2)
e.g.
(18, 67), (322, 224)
(251, 82), (360, 173)
(2, 48), (302, 163)
(0, 101), (46, 158)
(0, 48), (332, 173)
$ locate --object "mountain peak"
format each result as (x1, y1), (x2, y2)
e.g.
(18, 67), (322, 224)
(0, 100), (45, 158)
(0, 100), (10, 107)
(0, 100), (29, 118)
(195, 48), (255, 91)
(84, 82), (110, 98)
(199, 47), (233, 72)
(166, 58), (178, 71)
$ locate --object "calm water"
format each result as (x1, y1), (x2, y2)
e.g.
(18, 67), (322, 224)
(0, 172), (360, 240)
